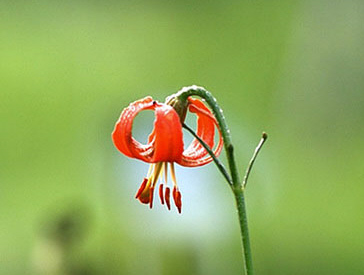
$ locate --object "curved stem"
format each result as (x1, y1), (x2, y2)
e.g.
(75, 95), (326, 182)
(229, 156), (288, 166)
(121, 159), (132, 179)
(177, 85), (254, 275)
(176, 86), (241, 186)
(182, 123), (232, 185)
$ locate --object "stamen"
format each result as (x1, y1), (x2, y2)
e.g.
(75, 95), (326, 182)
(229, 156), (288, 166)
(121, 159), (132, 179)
(146, 164), (154, 178)
(176, 191), (182, 214)
(149, 186), (155, 209)
(165, 187), (171, 210)
(170, 162), (177, 187)
(136, 182), (152, 204)
(151, 162), (164, 185)
(172, 186), (182, 214)
(172, 186), (178, 202)
(135, 178), (148, 199)
(159, 184), (165, 205)
(164, 162), (168, 185)
(136, 162), (180, 211)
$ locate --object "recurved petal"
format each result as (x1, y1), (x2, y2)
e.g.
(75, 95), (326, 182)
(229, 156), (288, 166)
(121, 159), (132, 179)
(178, 97), (223, 167)
(112, 96), (155, 161)
(112, 97), (184, 163)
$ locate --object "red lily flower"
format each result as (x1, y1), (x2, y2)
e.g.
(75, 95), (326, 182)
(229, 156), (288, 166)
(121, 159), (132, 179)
(112, 96), (223, 213)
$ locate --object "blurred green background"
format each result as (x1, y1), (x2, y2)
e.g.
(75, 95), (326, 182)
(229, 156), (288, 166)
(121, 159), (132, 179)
(1, 1), (364, 274)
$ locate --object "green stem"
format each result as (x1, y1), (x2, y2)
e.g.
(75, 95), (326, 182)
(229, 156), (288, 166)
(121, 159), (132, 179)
(234, 187), (254, 275)
(177, 85), (254, 275)
(182, 123), (232, 185)
(176, 86), (241, 185)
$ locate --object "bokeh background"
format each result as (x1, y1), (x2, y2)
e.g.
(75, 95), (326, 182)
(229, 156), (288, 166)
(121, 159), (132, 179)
(1, 1), (364, 274)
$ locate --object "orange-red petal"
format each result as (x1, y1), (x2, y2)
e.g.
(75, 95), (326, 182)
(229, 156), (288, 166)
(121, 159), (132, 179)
(178, 97), (223, 167)
(112, 97), (184, 163)
(112, 97), (154, 160)
(151, 105), (184, 163)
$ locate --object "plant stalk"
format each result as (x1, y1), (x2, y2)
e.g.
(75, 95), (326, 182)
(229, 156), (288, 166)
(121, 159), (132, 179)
(177, 85), (254, 275)
(233, 187), (254, 275)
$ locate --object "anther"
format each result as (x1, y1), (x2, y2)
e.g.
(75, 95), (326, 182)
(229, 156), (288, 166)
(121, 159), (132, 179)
(159, 184), (165, 205)
(175, 191), (182, 214)
(149, 186), (155, 209)
(172, 187), (182, 214)
(135, 178), (148, 199)
(165, 187), (171, 210)
(172, 186), (178, 202)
